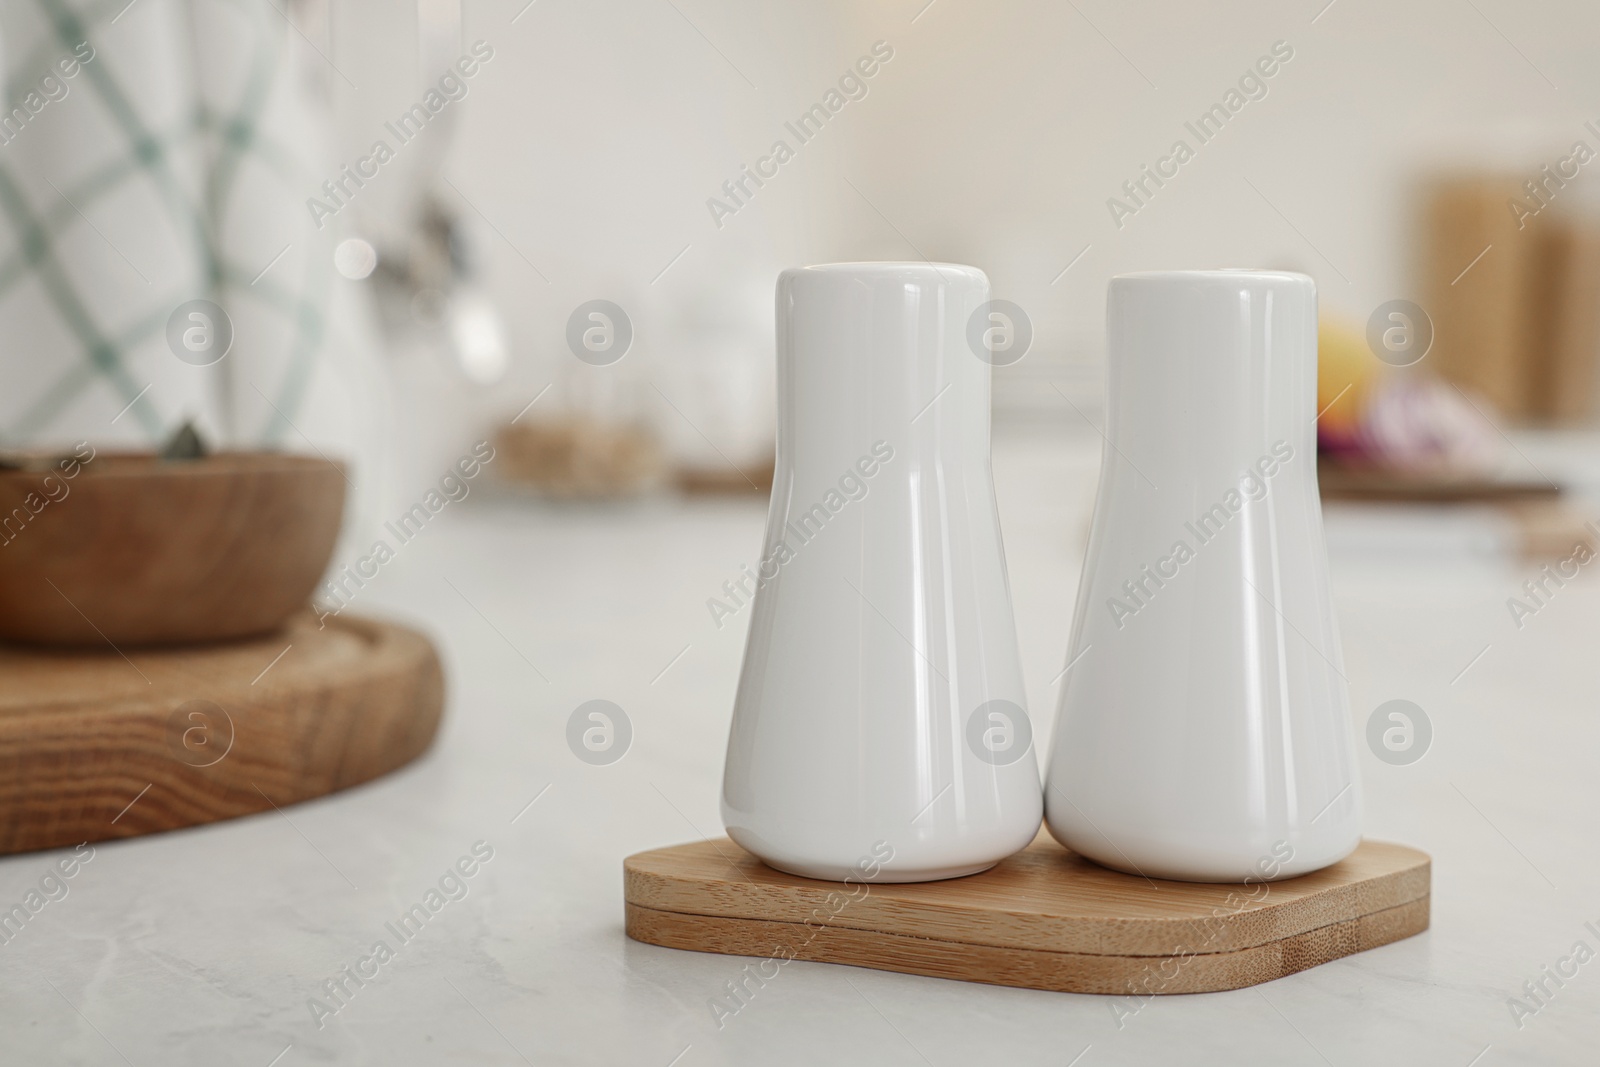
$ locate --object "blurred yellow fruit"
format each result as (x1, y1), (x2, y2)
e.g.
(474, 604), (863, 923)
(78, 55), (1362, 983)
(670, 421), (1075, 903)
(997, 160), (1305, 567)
(1317, 317), (1380, 438)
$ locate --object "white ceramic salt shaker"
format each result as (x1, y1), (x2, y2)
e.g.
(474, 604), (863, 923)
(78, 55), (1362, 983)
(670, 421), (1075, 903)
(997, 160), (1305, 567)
(722, 262), (1042, 882)
(1045, 270), (1362, 882)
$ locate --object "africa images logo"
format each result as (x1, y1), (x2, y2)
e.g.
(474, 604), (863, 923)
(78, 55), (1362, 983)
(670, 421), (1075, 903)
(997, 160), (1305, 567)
(1105, 441), (1293, 629)
(706, 441), (895, 630)
(705, 41), (894, 229)
(1106, 40), (1295, 230)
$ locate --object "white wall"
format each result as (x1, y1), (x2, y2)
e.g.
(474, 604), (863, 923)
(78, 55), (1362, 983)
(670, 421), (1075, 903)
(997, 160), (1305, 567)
(324, 0), (1600, 458)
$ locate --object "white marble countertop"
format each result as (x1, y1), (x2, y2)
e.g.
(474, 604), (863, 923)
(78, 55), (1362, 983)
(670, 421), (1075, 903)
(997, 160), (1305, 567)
(4, 427), (1598, 1066)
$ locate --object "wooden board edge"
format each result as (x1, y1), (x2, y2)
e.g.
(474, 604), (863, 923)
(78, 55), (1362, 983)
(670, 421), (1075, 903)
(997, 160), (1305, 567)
(623, 844), (1432, 958)
(0, 616), (446, 856)
(624, 895), (1430, 995)
(0, 611), (430, 717)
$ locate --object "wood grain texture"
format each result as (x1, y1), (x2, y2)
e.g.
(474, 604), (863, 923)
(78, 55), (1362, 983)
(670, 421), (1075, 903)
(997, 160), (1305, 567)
(0, 611), (442, 855)
(0, 451), (344, 646)
(1422, 176), (1538, 419)
(624, 834), (1430, 994)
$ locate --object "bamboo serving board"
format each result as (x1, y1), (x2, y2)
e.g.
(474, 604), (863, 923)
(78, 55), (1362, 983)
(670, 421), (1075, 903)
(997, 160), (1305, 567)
(625, 833), (1430, 995)
(0, 612), (443, 855)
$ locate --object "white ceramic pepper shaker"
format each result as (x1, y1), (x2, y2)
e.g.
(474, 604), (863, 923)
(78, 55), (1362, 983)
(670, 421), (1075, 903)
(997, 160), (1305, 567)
(1045, 270), (1361, 883)
(722, 263), (1042, 882)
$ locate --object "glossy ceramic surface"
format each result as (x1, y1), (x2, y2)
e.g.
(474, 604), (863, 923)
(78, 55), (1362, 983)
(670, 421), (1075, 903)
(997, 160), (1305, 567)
(1044, 270), (1362, 882)
(722, 263), (1043, 882)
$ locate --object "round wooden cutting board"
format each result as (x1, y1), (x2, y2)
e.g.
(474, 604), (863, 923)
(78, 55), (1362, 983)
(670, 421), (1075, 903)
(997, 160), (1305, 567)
(0, 612), (443, 855)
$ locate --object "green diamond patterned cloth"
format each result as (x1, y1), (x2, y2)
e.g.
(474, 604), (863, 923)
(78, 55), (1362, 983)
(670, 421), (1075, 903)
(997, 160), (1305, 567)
(0, 0), (385, 472)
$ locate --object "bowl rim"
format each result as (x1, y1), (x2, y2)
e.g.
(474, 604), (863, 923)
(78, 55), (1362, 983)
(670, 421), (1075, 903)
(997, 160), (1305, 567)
(0, 450), (346, 480)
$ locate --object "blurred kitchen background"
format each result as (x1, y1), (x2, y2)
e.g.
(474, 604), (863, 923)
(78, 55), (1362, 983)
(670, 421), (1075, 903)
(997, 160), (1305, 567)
(7, 0), (1600, 633)
(8, 9), (1600, 1058)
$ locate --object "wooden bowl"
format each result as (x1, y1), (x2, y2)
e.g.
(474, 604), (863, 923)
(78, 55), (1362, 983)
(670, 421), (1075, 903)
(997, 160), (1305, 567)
(0, 451), (345, 647)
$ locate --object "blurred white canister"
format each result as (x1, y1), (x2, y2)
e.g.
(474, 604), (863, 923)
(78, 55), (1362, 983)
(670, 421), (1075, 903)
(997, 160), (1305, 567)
(721, 262), (1042, 882)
